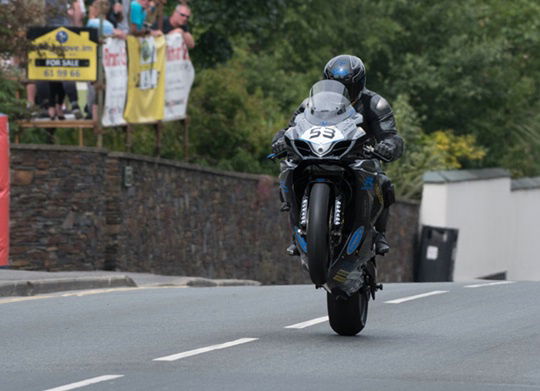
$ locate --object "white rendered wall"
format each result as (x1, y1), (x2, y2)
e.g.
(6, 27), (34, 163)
(508, 188), (540, 280)
(445, 178), (511, 280)
(419, 177), (533, 281)
(419, 184), (448, 227)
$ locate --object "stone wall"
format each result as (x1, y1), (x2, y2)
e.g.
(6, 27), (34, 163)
(9, 145), (419, 283)
(10, 145), (107, 270)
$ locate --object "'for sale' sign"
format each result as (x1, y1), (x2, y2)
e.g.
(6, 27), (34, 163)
(27, 26), (98, 81)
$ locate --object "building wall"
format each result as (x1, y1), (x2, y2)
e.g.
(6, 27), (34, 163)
(509, 187), (540, 280)
(9, 145), (418, 283)
(420, 170), (540, 281)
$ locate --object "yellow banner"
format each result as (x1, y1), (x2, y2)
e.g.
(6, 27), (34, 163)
(27, 27), (97, 81)
(124, 35), (166, 123)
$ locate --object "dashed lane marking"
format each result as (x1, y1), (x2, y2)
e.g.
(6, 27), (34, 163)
(42, 374), (124, 391)
(153, 338), (259, 362)
(384, 290), (449, 304)
(464, 281), (515, 288)
(284, 316), (329, 329)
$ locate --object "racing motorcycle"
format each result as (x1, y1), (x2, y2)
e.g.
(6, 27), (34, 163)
(269, 79), (389, 336)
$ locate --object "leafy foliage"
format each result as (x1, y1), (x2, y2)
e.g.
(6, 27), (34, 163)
(187, 56), (284, 174)
(386, 95), (486, 200)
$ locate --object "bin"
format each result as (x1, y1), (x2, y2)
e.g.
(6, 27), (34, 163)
(415, 225), (458, 282)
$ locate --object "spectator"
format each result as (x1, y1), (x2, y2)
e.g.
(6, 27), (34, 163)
(129, 0), (150, 34)
(152, 3), (194, 49)
(87, 0), (126, 38)
(40, 0), (83, 121)
(85, 0), (126, 120)
(106, 0), (124, 28)
(115, 0), (132, 33)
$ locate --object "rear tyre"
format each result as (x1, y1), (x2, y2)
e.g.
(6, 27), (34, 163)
(327, 288), (369, 336)
(306, 183), (331, 285)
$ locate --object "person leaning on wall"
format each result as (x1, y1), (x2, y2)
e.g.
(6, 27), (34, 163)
(128, 0), (155, 36)
(85, 0), (127, 120)
(151, 3), (194, 49)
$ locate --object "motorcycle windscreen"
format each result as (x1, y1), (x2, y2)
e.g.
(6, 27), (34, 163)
(305, 80), (353, 125)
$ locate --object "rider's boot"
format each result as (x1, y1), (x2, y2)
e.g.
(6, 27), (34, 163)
(286, 242), (300, 256)
(375, 231), (390, 255)
(374, 205), (391, 255)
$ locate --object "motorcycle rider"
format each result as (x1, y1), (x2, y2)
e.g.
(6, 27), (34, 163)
(272, 54), (404, 256)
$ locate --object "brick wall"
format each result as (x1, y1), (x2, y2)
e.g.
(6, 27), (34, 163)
(9, 145), (418, 283)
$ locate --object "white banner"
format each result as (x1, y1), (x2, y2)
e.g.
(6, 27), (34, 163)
(102, 38), (128, 127)
(164, 33), (195, 121)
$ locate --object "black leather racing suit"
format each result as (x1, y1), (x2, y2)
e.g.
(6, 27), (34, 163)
(272, 88), (404, 238)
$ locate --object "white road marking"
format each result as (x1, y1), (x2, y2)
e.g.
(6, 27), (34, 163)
(153, 338), (259, 362)
(0, 296), (53, 305)
(464, 281), (515, 288)
(284, 316), (329, 329)
(42, 375), (124, 391)
(0, 286), (189, 305)
(384, 290), (448, 304)
(60, 287), (141, 297)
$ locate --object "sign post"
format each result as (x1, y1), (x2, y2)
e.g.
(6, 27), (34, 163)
(0, 114), (10, 267)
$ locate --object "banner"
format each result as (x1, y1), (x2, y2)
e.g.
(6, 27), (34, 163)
(102, 38), (128, 127)
(0, 115), (9, 267)
(164, 33), (195, 121)
(27, 27), (98, 82)
(124, 35), (166, 123)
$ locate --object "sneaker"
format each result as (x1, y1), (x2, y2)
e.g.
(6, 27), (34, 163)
(71, 103), (83, 119)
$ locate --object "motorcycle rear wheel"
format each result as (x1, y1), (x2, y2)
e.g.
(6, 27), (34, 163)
(306, 183), (331, 285)
(327, 288), (369, 336)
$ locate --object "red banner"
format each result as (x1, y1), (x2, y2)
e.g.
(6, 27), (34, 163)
(0, 114), (9, 267)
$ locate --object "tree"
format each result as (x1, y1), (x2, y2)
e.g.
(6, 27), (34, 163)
(386, 94), (485, 200)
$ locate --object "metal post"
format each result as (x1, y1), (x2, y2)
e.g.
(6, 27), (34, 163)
(155, 122), (162, 157)
(78, 127), (84, 146)
(126, 124), (133, 152)
(183, 116), (190, 161)
(95, 0), (106, 148)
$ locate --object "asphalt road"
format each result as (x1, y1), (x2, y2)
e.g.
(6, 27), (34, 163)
(1, 281), (539, 391)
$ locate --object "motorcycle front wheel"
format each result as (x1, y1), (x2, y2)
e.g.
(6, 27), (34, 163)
(306, 183), (331, 285)
(327, 288), (369, 336)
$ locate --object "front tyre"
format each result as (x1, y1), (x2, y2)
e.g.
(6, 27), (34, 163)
(306, 183), (331, 285)
(327, 288), (369, 336)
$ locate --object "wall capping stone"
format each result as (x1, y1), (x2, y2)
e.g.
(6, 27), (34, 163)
(109, 151), (276, 182)
(11, 144), (108, 154)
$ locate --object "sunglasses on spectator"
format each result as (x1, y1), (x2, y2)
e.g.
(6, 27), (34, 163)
(177, 11), (190, 18)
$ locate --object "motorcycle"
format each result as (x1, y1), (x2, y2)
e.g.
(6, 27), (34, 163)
(269, 79), (389, 336)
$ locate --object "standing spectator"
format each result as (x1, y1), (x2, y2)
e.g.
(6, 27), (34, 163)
(115, 0), (132, 33)
(87, 0), (118, 36)
(106, 0), (124, 28)
(152, 3), (194, 49)
(129, 0), (150, 34)
(85, 0), (126, 119)
(42, 0), (83, 120)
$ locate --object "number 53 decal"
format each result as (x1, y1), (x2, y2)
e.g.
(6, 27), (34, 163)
(309, 128), (335, 139)
(301, 126), (344, 143)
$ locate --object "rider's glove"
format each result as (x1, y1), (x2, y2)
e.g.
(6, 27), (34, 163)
(271, 137), (287, 154)
(374, 140), (395, 161)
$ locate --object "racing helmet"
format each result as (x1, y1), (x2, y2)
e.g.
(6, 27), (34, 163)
(323, 54), (366, 101)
